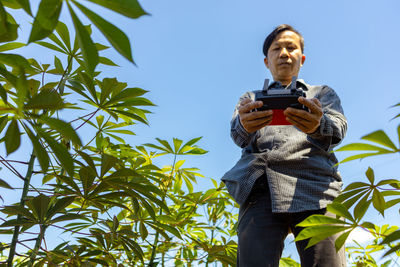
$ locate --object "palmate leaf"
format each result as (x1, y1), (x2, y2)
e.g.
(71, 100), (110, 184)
(39, 131), (75, 177)
(26, 194), (51, 222)
(104, 87), (148, 106)
(336, 128), (400, 163)
(28, 0), (63, 43)
(46, 196), (75, 220)
(72, 1), (134, 63)
(24, 89), (64, 110)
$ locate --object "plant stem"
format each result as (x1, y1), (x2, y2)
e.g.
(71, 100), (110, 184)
(7, 153), (36, 267)
(148, 154), (177, 266)
(28, 224), (47, 266)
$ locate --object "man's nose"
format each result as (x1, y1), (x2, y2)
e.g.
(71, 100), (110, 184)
(279, 48), (289, 58)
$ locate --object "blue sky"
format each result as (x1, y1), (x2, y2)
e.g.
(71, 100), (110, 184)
(2, 0), (400, 264)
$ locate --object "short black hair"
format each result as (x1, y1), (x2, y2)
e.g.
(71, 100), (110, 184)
(262, 24), (304, 57)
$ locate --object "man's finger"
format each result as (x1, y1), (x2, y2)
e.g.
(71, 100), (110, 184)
(284, 108), (312, 123)
(285, 116), (308, 132)
(240, 98), (252, 106)
(242, 110), (273, 121)
(239, 100), (263, 114)
(299, 97), (323, 115)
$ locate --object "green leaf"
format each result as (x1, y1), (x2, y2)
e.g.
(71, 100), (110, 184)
(98, 77), (119, 105)
(35, 41), (66, 54)
(39, 131), (74, 177)
(79, 166), (97, 196)
(295, 225), (349, 247)
(104, 87), (148, 106)
(361, 130), (397, 151)
(0, 53), (33, 70)
(385, 198), (400, 209)
(339, 152), (384, 164)
(28, 194), (51, 222)
(72, 1), (134, 63)
(372, 189), (385, 216)
(54, 55), (63, 73)
(398, 124), (400, 149)
(296, 214), (348, 227)
(0, 178), (13, 189)
(76, 151), (97, 173)
(4, 119), (20, 155)
(46, 196), (75, 219)
(382, 229), (400, 243)
(0, 115), (8, 133)
(335, 143), (392, 152)
(100, 154), (118, 177)
(50, 213), (89, 224)
(25, 125), (49, 172)
(85, 0), (148, 19)
(326, 202), (354, 222)
(67, 3), (99, 75)
(40, 117), (82, 146)
(0, 42), (25, 52)
(0, 84), (7, 103)
(353, 194), (371, 221)
(0, 3), (18, 42)
(343, 182), (369, 191)
(25, 89), (64, 110)
(77, 72), (98, 102)
(55, 21), (71, 51)
(365, 167), (375, 184)
(2, 206), (35, 220)
(139, 221), (148, 240)
(28, 0), (63, 43)
(99, 56), (119, 66)
(15, 0), (32, 15)
(334, 230), (351, 251)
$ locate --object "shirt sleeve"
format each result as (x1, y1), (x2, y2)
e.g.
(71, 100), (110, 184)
(308, 86), (347, 151)
(230, 91), (257, 148)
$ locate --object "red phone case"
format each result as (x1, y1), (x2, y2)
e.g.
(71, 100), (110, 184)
(270, 109), (291, 125)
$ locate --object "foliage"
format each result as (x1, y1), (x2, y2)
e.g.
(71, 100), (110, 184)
(0, 1), (239, 266)
(295, 106), (400, 266)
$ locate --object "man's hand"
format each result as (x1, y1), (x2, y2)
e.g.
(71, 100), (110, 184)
(284, 97), (323, 134)
(239, 99), (273, 133)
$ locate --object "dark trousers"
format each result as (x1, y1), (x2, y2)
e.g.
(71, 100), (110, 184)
(237, 177), (346, 267)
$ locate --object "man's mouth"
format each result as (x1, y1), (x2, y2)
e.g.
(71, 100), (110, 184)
(279, 62), (291, 66)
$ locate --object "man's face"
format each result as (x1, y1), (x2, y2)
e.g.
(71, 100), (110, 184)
(264, 30), (305, 84)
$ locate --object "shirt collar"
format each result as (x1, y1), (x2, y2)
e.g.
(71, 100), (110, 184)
(268, 78), (309, 91)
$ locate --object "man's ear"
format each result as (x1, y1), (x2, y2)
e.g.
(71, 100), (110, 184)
(264, 57), (270, 69)
(301, 54), (306, 66)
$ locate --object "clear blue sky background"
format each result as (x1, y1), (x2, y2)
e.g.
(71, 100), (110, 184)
(3, 0), (400, 264)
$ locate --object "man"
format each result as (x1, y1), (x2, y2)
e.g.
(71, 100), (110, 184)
(222, 24), (347, 266)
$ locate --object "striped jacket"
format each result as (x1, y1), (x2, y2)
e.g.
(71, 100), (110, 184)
(221, 79), (347, 212)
